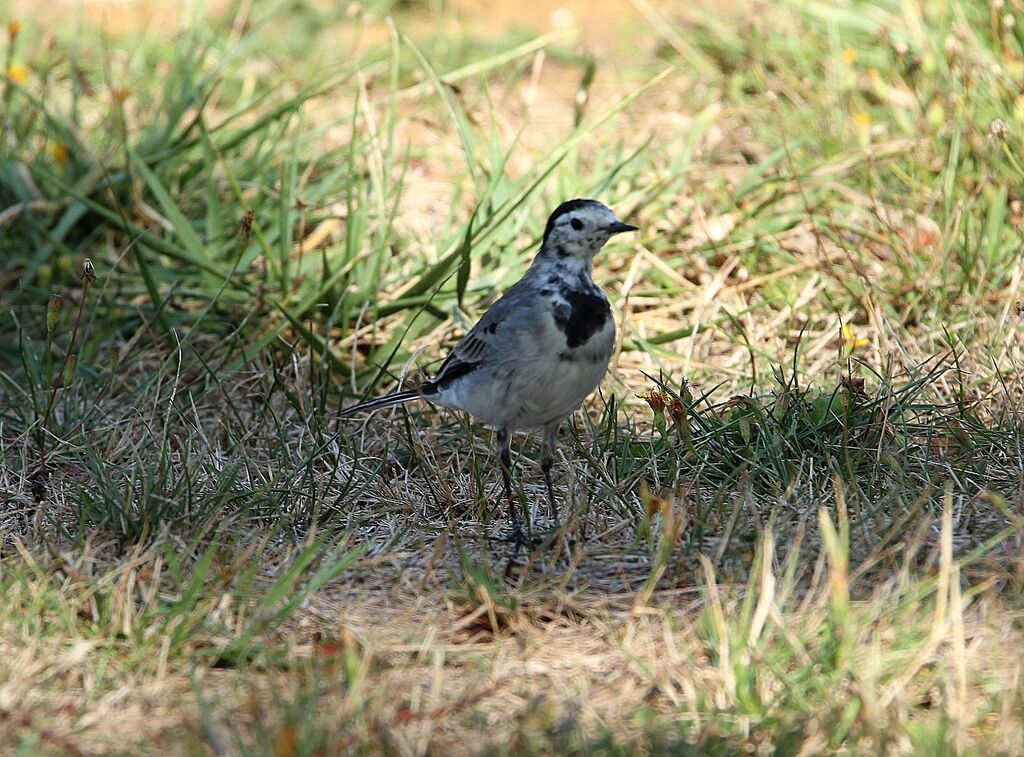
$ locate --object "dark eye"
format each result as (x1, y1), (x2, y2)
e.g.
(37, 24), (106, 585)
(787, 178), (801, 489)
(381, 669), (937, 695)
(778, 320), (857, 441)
(570, 218), (583, 230)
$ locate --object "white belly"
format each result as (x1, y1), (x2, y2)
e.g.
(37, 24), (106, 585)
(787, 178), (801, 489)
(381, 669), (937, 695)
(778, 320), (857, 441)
(438, 316), (614, 430)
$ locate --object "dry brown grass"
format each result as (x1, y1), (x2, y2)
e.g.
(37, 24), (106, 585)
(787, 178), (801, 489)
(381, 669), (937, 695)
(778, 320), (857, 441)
(4, 524), (1024, 754)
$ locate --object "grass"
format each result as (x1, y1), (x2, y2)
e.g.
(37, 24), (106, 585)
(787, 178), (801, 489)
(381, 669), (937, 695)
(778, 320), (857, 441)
(2, 0), (1024, 753)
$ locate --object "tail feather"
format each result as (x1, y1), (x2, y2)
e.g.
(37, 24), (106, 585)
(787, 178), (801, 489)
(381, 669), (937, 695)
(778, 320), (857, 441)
(338, 388), (421, 417)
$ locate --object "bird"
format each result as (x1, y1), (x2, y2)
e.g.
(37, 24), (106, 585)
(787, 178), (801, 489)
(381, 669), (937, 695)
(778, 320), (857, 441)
(340, 198), (638, 546)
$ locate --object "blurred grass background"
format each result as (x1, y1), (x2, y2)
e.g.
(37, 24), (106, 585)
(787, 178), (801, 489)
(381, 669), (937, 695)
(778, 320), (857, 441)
(2, 0), (1024, 753)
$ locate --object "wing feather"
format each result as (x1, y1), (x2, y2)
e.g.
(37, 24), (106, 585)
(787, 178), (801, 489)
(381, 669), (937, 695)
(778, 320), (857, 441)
(426, 284), (528, 391)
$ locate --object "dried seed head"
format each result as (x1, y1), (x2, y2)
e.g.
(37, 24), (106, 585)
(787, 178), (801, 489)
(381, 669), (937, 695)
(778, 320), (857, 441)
(82, 258), (96, 282)
(990, 118), (1009, 142)
(239, 209), (255, 242)
(841, 375), (867, 397)
(669, 397), (686, 424)
(643, 389), (669, 415)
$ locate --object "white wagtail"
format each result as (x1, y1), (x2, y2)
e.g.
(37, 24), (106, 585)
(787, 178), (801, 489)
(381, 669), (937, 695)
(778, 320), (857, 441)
(340, 199), (638, 544)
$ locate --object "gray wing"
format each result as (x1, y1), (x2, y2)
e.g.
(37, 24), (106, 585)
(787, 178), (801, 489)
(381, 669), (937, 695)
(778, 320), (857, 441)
(427, 282), (536, 391)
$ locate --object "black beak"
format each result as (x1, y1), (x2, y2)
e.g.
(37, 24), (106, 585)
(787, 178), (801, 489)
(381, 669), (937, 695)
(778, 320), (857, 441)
(608, 221), (639, 235)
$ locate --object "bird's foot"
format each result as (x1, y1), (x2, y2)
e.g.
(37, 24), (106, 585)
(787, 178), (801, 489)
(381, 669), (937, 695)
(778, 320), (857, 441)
(534, 524), (578, 553)
(496, 523), (577, 553)
(495, 528), (542, 550)
(501, 524), (534, 578)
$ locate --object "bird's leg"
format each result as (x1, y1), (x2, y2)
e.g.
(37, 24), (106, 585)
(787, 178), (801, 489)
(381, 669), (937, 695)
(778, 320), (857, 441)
(496, 428), (524, 546)
(541, 422), (560, 528)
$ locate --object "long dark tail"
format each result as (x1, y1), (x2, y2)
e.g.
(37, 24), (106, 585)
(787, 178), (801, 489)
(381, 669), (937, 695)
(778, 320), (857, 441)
(338, 388), (422, 417)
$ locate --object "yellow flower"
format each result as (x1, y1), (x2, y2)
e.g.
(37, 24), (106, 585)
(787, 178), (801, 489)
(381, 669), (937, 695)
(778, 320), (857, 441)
(853, 111), (872, 132)
(842, 47), (858, 65)
(49, 142), (69, 166)
(8, 20), (21, 40)
(6, 64), (28, 84)
(841, 323), (869, 356)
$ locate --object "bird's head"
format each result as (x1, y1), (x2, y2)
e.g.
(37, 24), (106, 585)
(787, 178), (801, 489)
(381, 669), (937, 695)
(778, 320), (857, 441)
(540, 199), (638, 261)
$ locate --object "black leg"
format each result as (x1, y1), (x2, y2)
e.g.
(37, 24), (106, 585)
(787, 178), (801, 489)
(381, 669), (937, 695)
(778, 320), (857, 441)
(496, 427), (523, 545)
(541, 423), (560, 527)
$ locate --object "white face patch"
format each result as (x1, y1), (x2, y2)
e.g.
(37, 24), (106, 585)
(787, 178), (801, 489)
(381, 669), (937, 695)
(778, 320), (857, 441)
(543, 201), (625, 260)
